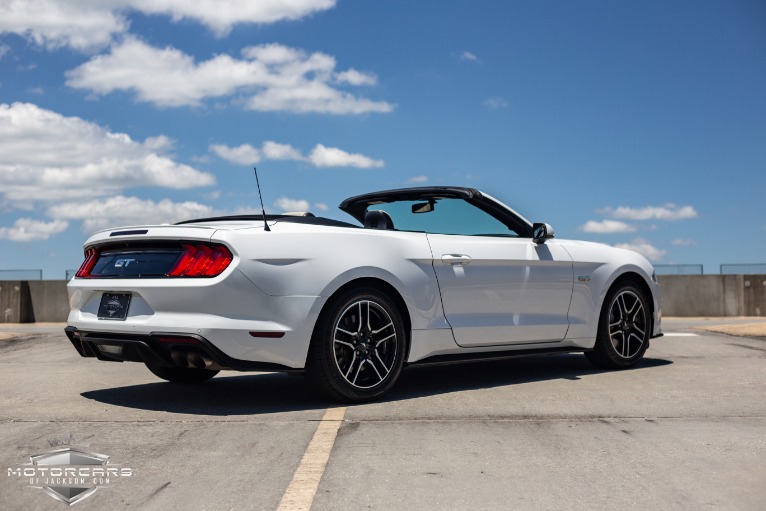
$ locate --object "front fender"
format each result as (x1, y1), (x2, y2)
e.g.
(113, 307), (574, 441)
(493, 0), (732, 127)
(562, 242), (661, 342)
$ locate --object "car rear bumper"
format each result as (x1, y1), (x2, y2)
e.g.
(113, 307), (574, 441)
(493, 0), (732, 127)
(65, 326), (300, 373)
(66, 269), (327, 369)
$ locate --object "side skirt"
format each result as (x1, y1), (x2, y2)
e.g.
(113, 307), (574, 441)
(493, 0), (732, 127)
(408, 346), (587, 368)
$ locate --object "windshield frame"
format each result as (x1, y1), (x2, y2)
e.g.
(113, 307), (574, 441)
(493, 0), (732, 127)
(339, 186), (534, 238)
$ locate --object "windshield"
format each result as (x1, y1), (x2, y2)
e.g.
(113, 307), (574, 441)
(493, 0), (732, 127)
(366, 198), (520, 237)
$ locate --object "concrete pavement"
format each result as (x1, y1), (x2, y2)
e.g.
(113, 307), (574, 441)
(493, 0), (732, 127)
(1, 319), (765, 510)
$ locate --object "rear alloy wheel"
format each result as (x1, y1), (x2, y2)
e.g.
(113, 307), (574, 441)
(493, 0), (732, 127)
(145, 363), (219, 383)
(585, 282), (651, 369)
(307, 287), (406, 402)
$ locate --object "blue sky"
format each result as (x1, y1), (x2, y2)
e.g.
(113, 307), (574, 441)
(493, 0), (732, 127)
(1, 0), (764, 278)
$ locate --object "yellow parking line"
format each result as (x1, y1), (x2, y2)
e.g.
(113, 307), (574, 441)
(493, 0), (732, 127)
(276, 407), (347, 511)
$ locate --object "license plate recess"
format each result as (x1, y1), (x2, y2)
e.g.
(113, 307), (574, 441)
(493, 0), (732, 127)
(97, 292), (131, 320)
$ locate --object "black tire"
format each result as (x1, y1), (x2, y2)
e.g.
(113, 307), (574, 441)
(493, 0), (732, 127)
(585, 281), (651, 369)
(145, 363), (219, 383)
(306, 287), (407, 402)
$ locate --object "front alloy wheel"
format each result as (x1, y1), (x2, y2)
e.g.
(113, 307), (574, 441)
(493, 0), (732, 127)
(586, 282), (651, 369)
(308, 288), (406, 402)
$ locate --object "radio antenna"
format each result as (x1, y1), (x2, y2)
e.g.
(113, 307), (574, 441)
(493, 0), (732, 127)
(254, 167), (270, 232)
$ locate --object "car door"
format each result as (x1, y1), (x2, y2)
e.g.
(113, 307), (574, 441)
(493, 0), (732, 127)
(427, 234), (574, 346)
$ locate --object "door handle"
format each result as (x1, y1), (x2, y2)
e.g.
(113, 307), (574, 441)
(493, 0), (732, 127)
(442, 254), (472, 266)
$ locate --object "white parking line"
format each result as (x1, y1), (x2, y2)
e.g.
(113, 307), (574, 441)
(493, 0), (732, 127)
(277, 406), (347, 511)
(663, 333), (699, 337)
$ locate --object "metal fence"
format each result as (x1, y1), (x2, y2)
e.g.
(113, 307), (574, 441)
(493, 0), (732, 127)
(720, 264), (766, 275)
(653, 264), (704, 276)
(0, 269), (43, 280)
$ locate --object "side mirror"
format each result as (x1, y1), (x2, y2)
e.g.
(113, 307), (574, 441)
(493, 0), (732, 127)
(532, 222), (555, 244)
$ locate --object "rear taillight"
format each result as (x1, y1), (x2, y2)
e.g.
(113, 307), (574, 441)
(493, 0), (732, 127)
(167, 243), (233, 277)
(74, 243), (233, 279)
(75, 248), (99, 278)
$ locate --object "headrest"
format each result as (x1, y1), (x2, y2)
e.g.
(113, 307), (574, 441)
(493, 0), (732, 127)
(363, 210), (395, 230)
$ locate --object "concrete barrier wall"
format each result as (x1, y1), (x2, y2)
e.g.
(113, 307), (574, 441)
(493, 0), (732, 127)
(28, 281), (71, 322)
(0, 280), (69, 323)
(1, 281), (31, 322)
(2, 276), (765, 323)
(655, 275), (765, 317)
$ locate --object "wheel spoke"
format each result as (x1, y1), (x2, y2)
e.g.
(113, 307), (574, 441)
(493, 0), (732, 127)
(368, 357), (384, 382)
(336, 327), (356, 337)
(366, 301), (372, 331)
(628, 333), (644, 349)
(631, 304), (644, 323)
(374, 352), (391, 376)
(613, 331), (624, 357)
(334, 338), (355, 349)
(352, 360), (365, 385)
(371, 322), (393, 335)
(375, 332), (396, 347)
(624, 296), (638, 316)
(617, 294), (628, 318)
(344, 353), (358, 379)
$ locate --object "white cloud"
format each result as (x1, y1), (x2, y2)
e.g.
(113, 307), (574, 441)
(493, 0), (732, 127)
(599, 204), (698, 221)
(0, 102), (214, 206)
(211, 141), (383, 169)
(615, 238), (666, 261)
(334, 69), (378, 86)
(0, 1), (127, 51)
(274, 197), (310, 212)
(244, 81), (393, 115)
(262, 141), (303, 161)
(0, 44), (10, 59)
(309, 144), (384, 168)
(460, 51), (479, 62)
(48, 195), (216, 233)
(66, 39), (393, 114)
(0, 0), (336, 51)
(408, 175), (428, 184)
(314, 202), (328, 211)
(0, 218), (68, 242)
(210, 143), (261, 165)
(580, 220), (636, 234)
(671, 238), (697, 246)
(126, 0), (337, 36)
(483, 97), (508, 109)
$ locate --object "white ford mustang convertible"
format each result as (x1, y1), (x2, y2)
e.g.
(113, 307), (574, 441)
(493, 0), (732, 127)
(66, 186), (662, 401)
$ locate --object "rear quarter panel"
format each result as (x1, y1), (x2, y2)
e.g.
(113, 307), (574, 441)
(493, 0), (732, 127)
(215, 225), (449, 331)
